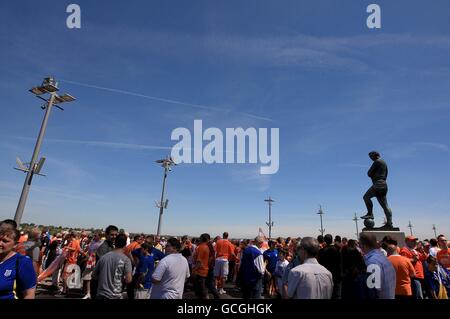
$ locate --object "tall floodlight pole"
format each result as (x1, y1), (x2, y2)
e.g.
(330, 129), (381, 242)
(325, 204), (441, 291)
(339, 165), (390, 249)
(264, 197), (275, 239)
(318, 205), (325, 237)
(432, 224), (437, 238)
(155, 156), (177, 237)
(407, 221), (413, 236)
(14, 77), (75, 225)
(353, 213), (359, 238)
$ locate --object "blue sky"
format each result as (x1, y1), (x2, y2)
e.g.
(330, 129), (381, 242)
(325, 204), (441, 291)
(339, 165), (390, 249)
(0, 0), (449, 239)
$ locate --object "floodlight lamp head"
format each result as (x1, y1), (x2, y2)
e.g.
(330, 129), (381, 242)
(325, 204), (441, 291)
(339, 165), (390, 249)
(42, 77), (58, 88)
(169, 157), (177, 165)
(56, 94), (76, 103)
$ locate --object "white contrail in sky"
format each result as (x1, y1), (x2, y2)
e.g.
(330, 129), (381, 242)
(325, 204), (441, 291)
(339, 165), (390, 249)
(15, 137), (242, 155)
(15, 137), (173, 151)
(60, 79), (273, 122)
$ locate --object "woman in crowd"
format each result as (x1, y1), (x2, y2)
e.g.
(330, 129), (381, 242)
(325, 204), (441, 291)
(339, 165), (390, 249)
(0, 227), (36, 299)
(424, 255), (450, 299)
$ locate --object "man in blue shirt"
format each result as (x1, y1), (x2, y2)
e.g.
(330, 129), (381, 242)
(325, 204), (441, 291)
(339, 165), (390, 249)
(132, 245), (165, 263)
(263, 240), (278, 296)
(132, 243), (155, 299)
(359, 233), (396, 299)
(237, 236), (266, 299)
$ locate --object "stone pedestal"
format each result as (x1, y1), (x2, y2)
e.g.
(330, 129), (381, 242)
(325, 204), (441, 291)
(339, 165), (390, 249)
(361, 229), (406, 247)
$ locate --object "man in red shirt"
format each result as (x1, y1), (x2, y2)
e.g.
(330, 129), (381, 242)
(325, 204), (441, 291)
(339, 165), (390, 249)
(437, 235), (449, 270)
(214, 232), (236, 295)
(400, 236), (427, 299)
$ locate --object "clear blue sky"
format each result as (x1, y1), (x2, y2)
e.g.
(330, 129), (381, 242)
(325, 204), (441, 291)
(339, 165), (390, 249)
(1, 0), (449, 239)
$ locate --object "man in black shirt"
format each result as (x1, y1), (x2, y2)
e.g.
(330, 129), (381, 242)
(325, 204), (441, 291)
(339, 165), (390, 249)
(361, 151), (393, 228)
(318, 234), (342, 299)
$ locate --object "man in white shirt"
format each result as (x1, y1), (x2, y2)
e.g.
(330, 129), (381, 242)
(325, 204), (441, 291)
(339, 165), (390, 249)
(287, 237), (333, 299)
(151, 237), (190, 299)
(429, 238), (440, 257)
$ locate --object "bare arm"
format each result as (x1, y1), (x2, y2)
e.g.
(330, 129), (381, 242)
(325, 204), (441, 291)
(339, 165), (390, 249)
(282, 283), (289, 299)
(22, 287), (36, 299)
(124, 272), (132, 284)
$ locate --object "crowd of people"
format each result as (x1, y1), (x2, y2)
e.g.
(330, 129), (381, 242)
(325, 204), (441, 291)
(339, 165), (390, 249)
(1, 218), (449, 300)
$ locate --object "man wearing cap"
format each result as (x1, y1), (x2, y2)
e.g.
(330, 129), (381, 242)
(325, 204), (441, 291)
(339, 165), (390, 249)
(400, 236), (427, 299)
(361, 151), (394, 229)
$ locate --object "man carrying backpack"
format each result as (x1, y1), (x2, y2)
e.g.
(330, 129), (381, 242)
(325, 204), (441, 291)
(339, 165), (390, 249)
(23, 229), (41, 277)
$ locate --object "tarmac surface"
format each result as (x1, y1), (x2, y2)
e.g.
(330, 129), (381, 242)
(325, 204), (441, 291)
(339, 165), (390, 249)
(36, 278), (244, 299)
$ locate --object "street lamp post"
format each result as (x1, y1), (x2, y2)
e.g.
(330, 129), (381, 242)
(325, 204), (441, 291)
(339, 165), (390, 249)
(14, 77), (75, 225)
(353, 212), (359, 238)
(155, 156), (176, 237)
(407, 221), (413, 236)
(264, 197), (275, 239)
(318, 205), (325, 237)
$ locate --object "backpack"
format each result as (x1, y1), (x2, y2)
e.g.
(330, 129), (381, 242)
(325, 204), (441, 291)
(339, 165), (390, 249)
(25, 241), (40, 261)
(13, 254), (25, 299)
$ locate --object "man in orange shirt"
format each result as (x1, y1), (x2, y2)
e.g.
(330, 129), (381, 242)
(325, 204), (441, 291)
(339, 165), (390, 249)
(214, 232), (236, 294)
(400, 236), (427, 299)
(437, 235), (450, 270)
(66, 232), (81, 265)
(387, 241), (415, 299)
(193, 233), (212, 299)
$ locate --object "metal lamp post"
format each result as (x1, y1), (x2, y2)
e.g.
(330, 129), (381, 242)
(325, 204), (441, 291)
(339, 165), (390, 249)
(353, 212), (359, 238)
(155, 156), (176, 237)
(407, 221), (413, 236)
(264, 197), (275, 239)
(318, 205), (325, 237)
(14, 77), (75, 224)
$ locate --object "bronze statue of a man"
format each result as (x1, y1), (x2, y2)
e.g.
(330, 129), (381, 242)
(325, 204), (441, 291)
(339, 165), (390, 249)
(361, 151), (394, 229)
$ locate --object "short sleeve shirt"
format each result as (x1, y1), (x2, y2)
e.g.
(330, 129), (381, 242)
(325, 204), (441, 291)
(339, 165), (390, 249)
(135, 254), (155, 289)
(94, 251), (132, 299)
(151, 253), (190, 299)
(0, 254), (36, 299)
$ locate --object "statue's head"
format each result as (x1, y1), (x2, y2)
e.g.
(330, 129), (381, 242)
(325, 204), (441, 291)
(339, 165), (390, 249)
(368, 151), (380, 161)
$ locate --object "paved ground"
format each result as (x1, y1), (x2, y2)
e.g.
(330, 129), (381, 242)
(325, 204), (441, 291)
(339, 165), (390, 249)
(36, 279), (245, 299)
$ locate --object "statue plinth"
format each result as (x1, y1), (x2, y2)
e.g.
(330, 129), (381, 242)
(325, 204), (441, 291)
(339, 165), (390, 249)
(362, 226), (400, 232)
(361, 228), (406, 247)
